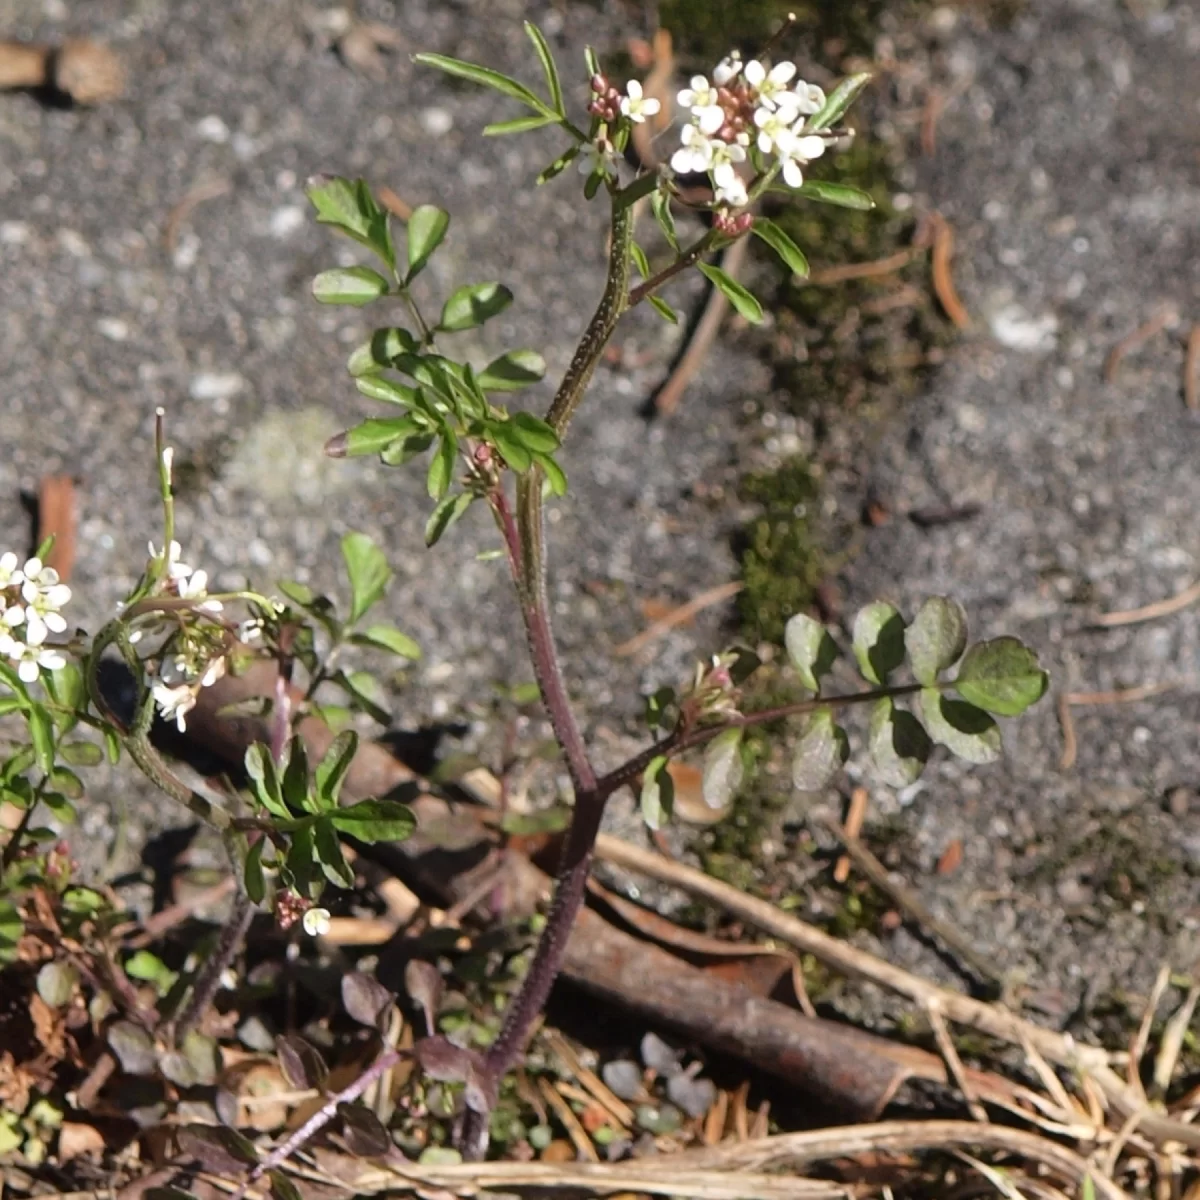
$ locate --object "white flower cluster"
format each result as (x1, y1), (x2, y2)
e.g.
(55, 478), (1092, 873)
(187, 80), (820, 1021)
(142, 540), (227, 731)
(0, 552), (70, 683)
(670, 52), (828, 208)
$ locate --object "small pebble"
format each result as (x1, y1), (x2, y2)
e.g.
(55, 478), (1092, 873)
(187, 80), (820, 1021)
(96, 317), (129, 342)
(195, 114), (230, 143)
(189, 370), (245, 402)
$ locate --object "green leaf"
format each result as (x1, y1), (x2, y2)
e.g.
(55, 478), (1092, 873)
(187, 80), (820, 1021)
(751, 217), (810, 278)
(44, 661), (83, 731)
(426, 432), (457, 501)
(281, 737), (310, 814)
(406, 204), (450, 280)
(640, 756), (674, 832)
(483, 113), (559, 136)
(347, 327), (420, 376)
(537, 145), (580, 184)
(867, 698), (931, 788)
(331, 798), (417, 842)
(438, 282), (514, 333)
(534, 452), (567, 497)
(647, 295), (678, 324)
(339, 670), (391, 724)
(316, 730), (359, 808)
(351, 625), (421, 660)
(244, 837), (266, 905)
(478, 349), (546, 392)
(425, 492), (474, 547)
(954, 638), (1049, 717)
(355, 375), (420, 408)
(491, 423), (533, 472)
(380, 431), (436, 466)
(245, 743), (289, 819)
(312, 266), (389, 307)
(125, 950), (177, 993)
(103, 726), (120, 764)
(783, 613), (839, 693)
(806, 72), (873, 132)
(852, 602), (906, 685)
(905, 597), (968, 687)
(327, 416), (422, 459)
(917, 689), (1001, 765)
(269, 1170), (304, 1200)
(49, 767), (83, 800)
(697, 262), (763, 323)
(28, 705), (54, 774)
(278, 579), (316, 608)
(314, 817), (355, 888)
(509, 411), (560, 453)
(702, 728), (744, 810)
(793, 179), (876, 210)
(341, 532), (392, 625)
(524, 21), (564, 116)
(59, 740), (103, 767)
(305, 175), (394, 269)
(791, 711), (850, 791)
(650, 189), (679, 251)
(37, 961), (78, 1007)
(629, 240), (651, 280)
(413, 53), (555, 118)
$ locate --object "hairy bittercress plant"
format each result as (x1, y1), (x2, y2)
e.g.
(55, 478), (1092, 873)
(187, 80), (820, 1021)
(0, 15), (1048, 1176)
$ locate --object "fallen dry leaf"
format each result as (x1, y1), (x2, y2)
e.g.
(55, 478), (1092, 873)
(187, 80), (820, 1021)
(936, 839), (964, 876)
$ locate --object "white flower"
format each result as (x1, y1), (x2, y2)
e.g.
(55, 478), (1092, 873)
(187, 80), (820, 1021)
(754, 100), (802, 155)
(677, 76), (725, 135)
(714, 172), (749, 208)
(777, 133), (827, 188)
(149, 540), (193, 582)
(2, 605), (23, 629)
(20, 568), (70, 638)
(712, 52), (742, 86)
(744, 59), (796, 109)
(199, 656), (226, 688)
(709, 139), (747, 175)
(176, 566), (224, 613)
(302, 907), (331, 937)
(161, 446), (174, 484)
(152, 680), (197, 732)
(670, 124), (715, 175)
(5, 620), (66, 683)
(0, 552), (22, 589)
(237, 620), (263, 644)
(577, 137), (619, 179)
(620, 79), (661, 124)
(790, 81), (826, 115)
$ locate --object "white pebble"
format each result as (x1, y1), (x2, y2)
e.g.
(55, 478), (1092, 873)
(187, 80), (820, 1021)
(420, 107), (454, 137)
(195, 115), (230, 143)
(268, 205), (305, 238)
(96, 317), (129, 342)
(0, 221), (31, 245)
(989, 304), (1058, 352)
(189, 371), (245, 402)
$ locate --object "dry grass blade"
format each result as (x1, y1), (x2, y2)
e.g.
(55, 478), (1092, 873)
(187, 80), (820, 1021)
(539, 1074), (600, 1161)
(1127, 964), (1170, 1097)
(1058, 692), (1078, 770)
(807, 247), (917, 285)
(615, 580), (744, 657)
(653, 1120), (1128, 1200)
(163, 176), (233, 251)
(1153, 983), (1200, 1096)
(341, 1160), (850, 1198)
(927, 1001), (988, 1122)
(1093, 580), (1200, 627)
(1064, 681), (1183, 707)
(543, 1027), (636, 1129)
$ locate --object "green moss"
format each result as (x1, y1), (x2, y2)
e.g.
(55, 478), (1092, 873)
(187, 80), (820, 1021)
(736, 460), (822, 644)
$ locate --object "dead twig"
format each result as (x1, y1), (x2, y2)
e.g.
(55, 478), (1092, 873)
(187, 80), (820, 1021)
(543, 1027), (636, 1130)
(1093, 579), (1200, 627)
(1104, 305), (1176, 383)
(807, 248), (918, 286)
(930, 212), (970, 329)
(538, 1075), (600, 1161)
(37, 475), (78, 582)
(615, 580), (744, 656)
(1127, 964), (1171, 1098)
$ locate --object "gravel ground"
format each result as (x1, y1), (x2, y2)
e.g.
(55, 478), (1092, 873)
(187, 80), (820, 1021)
(1, 0), (1198, 1032)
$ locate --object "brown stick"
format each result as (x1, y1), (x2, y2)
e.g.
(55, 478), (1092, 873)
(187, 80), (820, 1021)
(1186, 324), (1200, 410)
(37, 475), (77, 582)
(1103, 306), (1175, 383)
(930, 213), (970, 329)
(1093, 579), (1200, 627)
(832, 786), (869, 884)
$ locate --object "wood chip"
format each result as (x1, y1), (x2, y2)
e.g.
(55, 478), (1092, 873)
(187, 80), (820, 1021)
(376, 184), (413, 222)
(833, 787), (869, 884)
(936, 839), (963, 876)
(1186, 324), (1200, 410)
(37, 475), (77, 582)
